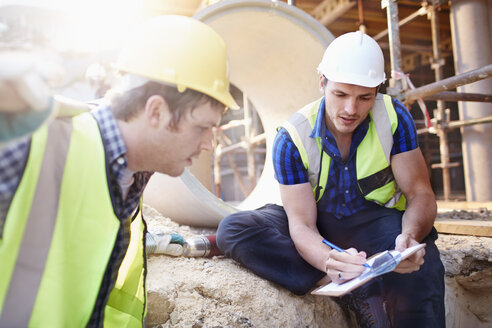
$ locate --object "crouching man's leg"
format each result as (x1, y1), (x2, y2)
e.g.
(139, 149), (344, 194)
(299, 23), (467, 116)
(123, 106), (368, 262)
(383, 228), (445, 328)
(216, 204), (325, 295)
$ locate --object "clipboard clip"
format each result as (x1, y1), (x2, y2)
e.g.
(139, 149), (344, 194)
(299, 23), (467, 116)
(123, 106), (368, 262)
(360, 251), (401, 279)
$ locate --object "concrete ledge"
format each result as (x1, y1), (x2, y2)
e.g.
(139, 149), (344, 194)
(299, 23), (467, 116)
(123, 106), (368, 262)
(144, 205), (351, 327)
(144, 205), (492, 328)
(147, 256), (351, 328)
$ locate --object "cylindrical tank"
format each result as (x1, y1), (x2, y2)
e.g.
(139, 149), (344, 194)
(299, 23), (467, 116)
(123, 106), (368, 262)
(143, 0), (334, 227)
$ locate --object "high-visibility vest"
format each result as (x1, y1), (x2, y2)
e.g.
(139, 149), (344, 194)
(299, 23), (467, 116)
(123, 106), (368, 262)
(0, 110), (147, 327)
(281, 94), (406, 210)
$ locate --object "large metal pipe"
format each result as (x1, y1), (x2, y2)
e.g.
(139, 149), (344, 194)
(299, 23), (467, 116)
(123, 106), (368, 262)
(143, 0), (334, 227)
(450, 0), (492, 201)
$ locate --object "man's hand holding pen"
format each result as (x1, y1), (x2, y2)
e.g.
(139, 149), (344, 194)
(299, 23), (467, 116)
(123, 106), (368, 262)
(322, 239), (369, 284)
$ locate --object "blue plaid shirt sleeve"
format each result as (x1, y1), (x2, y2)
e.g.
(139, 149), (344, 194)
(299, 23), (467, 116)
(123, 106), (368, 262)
(391, 98), (419, 155)
(0, 139), (30, 230)
(272, 128), (309, 185)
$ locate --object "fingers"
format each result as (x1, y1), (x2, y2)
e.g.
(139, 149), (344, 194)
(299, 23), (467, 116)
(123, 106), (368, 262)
(326, 268), (362, 284)
(394, 233), (426, 273)
(394, 248), (425, 273)
(325, 248), (368, 283)
(329, 248), (367, 265)
(395, 233), (419, 251)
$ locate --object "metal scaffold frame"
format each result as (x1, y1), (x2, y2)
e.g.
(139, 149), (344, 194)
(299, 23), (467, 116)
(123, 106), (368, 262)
(211, 0), (492, 202)
(379, 0), (492, 201)
(213, 94), (266, 199)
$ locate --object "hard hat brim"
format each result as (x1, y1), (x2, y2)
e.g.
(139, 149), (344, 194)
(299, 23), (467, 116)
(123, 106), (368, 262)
(323, 71), (385, 88)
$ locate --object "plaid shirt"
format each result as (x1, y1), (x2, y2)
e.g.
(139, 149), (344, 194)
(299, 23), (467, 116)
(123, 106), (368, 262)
(273, 97), (418, 219)
(0, 139), (30, 235)
(0, 105), (152, 326)
(88, 105), (152, 326)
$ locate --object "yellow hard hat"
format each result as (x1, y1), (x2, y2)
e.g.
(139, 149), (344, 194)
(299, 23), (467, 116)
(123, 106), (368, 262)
(116, 15), (238, 109)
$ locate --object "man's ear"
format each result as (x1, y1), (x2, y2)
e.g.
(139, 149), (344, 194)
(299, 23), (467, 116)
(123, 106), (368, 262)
(375, 84), (381, 95)
(144, 95), (170, 128)
(319, 75), (325, 93)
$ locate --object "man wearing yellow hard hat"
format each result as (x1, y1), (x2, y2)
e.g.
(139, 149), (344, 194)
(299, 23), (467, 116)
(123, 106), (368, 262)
(217, 31), (445, 327)
(0, 15), (237, 327)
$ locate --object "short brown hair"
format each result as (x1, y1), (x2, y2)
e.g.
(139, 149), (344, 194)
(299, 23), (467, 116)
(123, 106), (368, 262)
(107, 81), (225, 129)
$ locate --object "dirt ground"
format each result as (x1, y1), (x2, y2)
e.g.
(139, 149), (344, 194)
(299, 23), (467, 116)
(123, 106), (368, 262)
(144, 203), (492, 328)
(437, 208), (492, 221)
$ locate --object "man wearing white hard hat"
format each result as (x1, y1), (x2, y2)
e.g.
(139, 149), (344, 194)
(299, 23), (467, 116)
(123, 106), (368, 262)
(217, 31), (444, 327)
(0, 15), (237, 327)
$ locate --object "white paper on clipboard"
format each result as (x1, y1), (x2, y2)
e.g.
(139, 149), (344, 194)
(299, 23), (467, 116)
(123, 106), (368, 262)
(311, 243), (426, 297)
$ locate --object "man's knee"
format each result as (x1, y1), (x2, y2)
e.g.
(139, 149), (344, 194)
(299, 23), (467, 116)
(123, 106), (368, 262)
(286, 281), (316, 296)
(384, 243), (445, 327)
(216, 211), (255, 255)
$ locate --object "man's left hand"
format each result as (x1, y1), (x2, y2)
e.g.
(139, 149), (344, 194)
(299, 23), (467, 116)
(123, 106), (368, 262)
(393, 233), (425, 273)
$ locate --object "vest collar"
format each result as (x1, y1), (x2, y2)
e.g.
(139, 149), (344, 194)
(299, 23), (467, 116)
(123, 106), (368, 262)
(309, 97), (325, 139)
(310, 96), (372, 161)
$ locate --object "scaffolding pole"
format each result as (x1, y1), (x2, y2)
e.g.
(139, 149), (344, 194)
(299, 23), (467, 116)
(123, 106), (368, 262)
(380, 0), (492, 200)
(382, 0), (404, 97)
(422, 91), (492, 103)
(430, 0), (452, 200)
(212, 96), (266, 199)
(243, 93), (256, 193)
(357, 0), (367, 33)
(404, 64), (492, 102)
(373, 5), (427, 41)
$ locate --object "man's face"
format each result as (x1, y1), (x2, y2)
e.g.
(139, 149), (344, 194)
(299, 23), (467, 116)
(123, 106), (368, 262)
(155, 102), (222, 177)
(320, 78), (377, 138)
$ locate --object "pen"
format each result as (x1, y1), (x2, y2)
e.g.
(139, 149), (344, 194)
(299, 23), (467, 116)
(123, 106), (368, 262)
(322, 239), (371, 268)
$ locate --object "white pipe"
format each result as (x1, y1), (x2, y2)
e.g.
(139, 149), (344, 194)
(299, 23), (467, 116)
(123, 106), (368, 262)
(143, 0), (334, 227)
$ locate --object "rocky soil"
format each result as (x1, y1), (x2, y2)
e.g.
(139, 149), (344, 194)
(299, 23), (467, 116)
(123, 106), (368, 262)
(144, 204), (492, 328)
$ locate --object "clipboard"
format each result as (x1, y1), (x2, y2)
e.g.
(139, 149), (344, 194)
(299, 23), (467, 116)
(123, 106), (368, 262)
(311, 243), (426, 297)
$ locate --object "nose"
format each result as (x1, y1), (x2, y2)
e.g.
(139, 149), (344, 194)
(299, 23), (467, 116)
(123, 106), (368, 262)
(199, 129), (214, 152)
(344, 98), (358, 115)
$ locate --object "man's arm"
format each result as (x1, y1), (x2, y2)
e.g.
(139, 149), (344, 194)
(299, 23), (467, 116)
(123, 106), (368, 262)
(391, 147), (437, 273)
(280, 182), (367, 283)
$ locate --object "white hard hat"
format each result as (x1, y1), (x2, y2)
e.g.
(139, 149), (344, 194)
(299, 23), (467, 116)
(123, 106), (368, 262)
(317, 31), (385, 88)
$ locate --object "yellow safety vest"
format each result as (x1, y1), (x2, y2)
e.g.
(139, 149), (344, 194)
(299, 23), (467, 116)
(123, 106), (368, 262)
(0, 110), (146, 327)
(282, 94), (406, 210)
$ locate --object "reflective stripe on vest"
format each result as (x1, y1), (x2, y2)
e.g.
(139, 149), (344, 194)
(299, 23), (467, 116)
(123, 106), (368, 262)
(282, 99), (331, 200)
(0, 120), (71, 327)
(281, 95), (406, 210)
(0, 111), (146, 327)
(104, 199), (147, 328)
